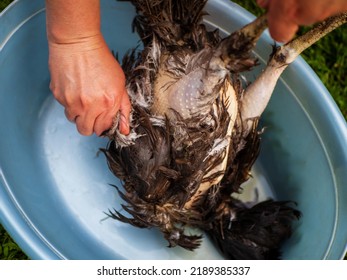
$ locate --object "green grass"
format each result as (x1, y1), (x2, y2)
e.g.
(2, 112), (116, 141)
(0, 225), (29, 260)
(0, 0), (346, 260)
(0, 0), (13, 11)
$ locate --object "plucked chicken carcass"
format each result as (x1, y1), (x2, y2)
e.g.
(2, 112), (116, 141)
(101, 0), (347, 259)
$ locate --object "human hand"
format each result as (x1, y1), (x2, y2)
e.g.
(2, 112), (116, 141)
(48, 34), (131, 136)
(257, 0), (347, 42)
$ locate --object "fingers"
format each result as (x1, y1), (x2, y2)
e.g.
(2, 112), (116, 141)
(267, 14), (299, 42)
(82, 90), (117, 136)
(263, 0), (300, 42)
(62, 89), (131, 137)
(48, 38), (131, 137)
(62, 87), (131, 136)
(91, 88), (131, 136)
(261, 0), (347, 42)
(257, 0), (298, 42)
(293, 1), (332, 25)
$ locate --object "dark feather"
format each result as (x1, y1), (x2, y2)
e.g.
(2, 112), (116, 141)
(102, 0), (301, 259)
(207, 199), (301, 260)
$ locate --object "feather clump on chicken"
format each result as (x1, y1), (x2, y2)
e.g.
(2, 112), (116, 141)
(101, 0), (347, 259)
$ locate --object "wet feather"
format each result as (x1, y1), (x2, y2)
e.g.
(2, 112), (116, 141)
(101, 0), (308, 259)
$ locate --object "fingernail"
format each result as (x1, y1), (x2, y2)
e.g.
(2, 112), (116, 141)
(120, 113), (130, 135)
(271, 33), (289, 43)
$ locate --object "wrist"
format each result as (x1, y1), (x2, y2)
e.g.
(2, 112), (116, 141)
(47, 32), (107, 54)
(45, 0), (102, 49)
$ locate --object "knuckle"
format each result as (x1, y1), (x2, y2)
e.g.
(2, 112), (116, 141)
(74, 115), (91, 136)
(64, 108), (74, 121)
(76, 122), (92, 136)
(49, 82), (59, 98)
(95, 111), (114, 136)
(100, 93), (116, 109)
(80, 95), (93, 109)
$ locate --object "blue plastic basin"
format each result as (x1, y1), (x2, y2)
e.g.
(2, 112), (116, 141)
(0, 0), (346, 260)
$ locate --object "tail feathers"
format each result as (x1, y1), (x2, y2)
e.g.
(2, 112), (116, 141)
(207, 199), (301, 260)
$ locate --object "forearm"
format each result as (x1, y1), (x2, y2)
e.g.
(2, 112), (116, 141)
(45, 0), (101, 44)
(45, 0), (131, 136)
